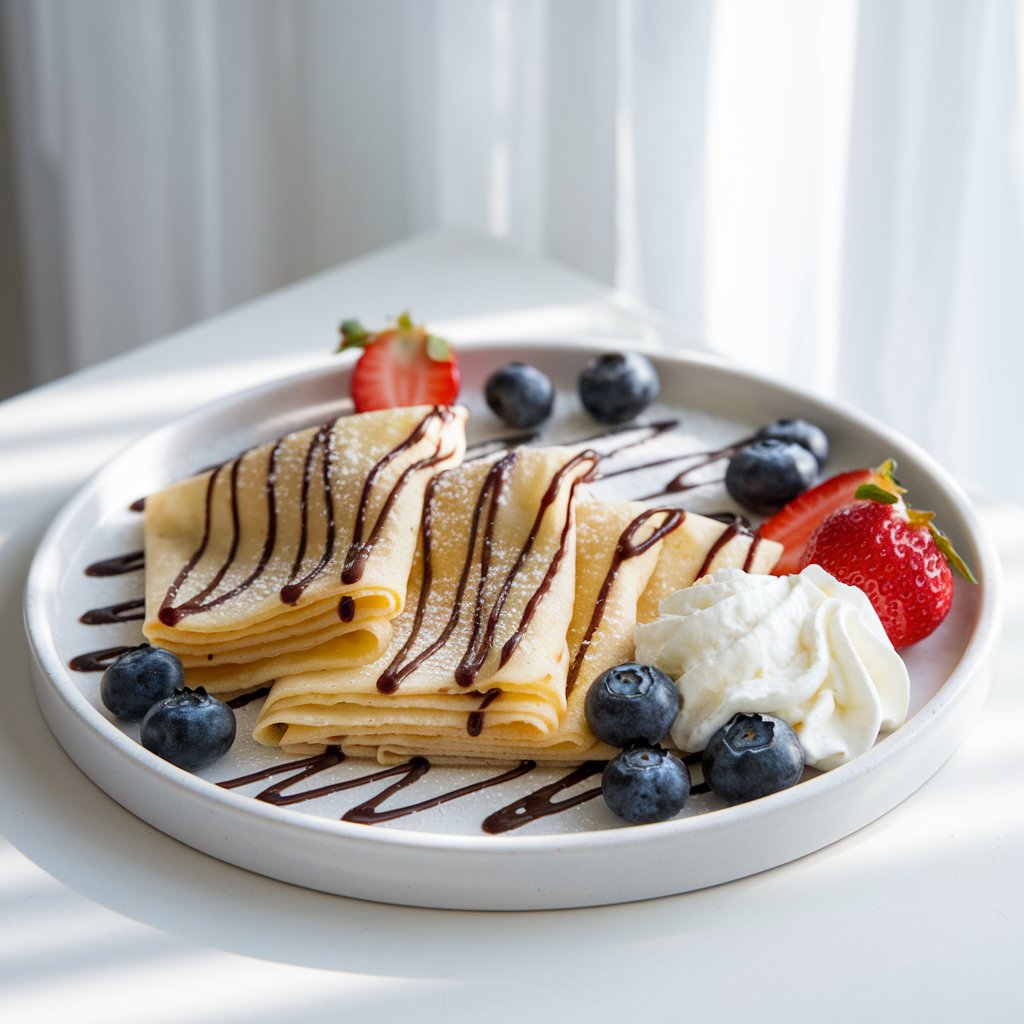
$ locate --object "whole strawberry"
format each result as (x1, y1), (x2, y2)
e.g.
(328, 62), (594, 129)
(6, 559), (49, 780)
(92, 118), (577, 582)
(800, 491), (975, 648)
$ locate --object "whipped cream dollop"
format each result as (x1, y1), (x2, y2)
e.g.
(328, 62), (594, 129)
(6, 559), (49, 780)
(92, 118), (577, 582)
(634, 565), (909, 771)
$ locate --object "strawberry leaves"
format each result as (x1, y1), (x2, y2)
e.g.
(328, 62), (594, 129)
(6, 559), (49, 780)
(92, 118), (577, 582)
(854, 483), (899, 504)
(929, 524), (978, 583)
(338, 313), (453, 363)
(425, 334), (453, 363)
(337, 318), (371, 351)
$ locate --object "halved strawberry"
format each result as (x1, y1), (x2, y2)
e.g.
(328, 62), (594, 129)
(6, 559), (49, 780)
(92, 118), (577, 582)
(759, 460), (901, 575)
(337, 312), (460, 412)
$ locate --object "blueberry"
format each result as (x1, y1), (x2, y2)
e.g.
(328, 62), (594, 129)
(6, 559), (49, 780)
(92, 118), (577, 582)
(140, 687), (236, 772)
(100, 643), (184, 722)
(725, 438), (817, 514)
(578, 352), (659, 425)
(484, 362), (555, 429)
(602, 746), (690, 824)
(584, 662), (680, 747)
(701, 712), (804, 804)
(756, 418), (829, 468)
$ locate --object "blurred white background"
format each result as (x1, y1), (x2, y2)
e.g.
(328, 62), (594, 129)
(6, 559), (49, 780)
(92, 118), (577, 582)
(1, 0), (1021, 501)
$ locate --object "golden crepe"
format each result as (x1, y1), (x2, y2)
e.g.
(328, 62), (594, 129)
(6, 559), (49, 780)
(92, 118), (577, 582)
(142, 405), (467, 694)
(253, 446), (598, 752)
(253, 448), (782, 763)
(351, 505), (779, 764)
(348, 501), (681, 764)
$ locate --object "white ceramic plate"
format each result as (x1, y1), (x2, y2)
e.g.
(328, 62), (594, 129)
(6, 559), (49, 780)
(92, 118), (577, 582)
(25, 341), (1001, 910)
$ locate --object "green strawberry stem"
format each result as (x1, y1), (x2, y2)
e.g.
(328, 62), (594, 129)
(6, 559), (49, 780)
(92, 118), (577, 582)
(337, 318), (371, 351)
(336, 311), (455, 364)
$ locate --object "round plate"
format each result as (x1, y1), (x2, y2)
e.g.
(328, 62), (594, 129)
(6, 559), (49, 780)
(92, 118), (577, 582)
(24, 341), (1002, 910)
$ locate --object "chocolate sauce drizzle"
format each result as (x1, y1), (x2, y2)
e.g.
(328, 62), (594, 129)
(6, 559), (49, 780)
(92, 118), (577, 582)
(631, 435), (756, 501)
(218, 747), (347, 800)
(374, 447), (599, 696)
(340, 408), (457, 587)
(68, 645), (137, 672)
(227, 686), (272, 709)
(280, 420), (337, 604)
(216, 748), (539, 825)
(463, 430), (540, 462)
(156, 461), (226, 626)
(84, 550), (145, 577)
(79, 598), (145, 625)
(343, 758), (535, 825)
(584, 418), (680, 461)
(375, 451), (519, 695)
(70, 414), (766, 832)
(482, 761), (604, 834)
(490, 450), (598, 673)
(159, 441), (285, 625)
(467, 688), (501, 737)
(565, 507), (685, 695)
(156, 407), (456, 625)
(214, 748), (603, 833)
(694, 515), (765, 578)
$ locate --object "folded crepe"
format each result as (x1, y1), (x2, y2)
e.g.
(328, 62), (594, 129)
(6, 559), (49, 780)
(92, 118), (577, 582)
(253, 449), (782, 764)
(358, 504), (780, 764)
(253, 446), (598, 752)
(142, 405), (467, 694)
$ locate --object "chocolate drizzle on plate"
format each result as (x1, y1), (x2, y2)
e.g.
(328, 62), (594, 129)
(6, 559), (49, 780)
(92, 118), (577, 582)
(68, 645), (137, 672)
(227, 686), (272, 709)
(482, 761), (605, 834)
(68, 410), (759, 832)
(79, 598), (145, 625)
(215, 749), (603, 832)
(464, 430), (540, 461)
(84, 550), (145, 577)
(631, 435), (756, 501)
(342, 758), (535, 826)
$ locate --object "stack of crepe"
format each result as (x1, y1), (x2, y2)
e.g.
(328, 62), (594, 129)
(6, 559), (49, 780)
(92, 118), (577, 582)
(143, 405), (781, 763)
(142, 405), (467, 694)
(249, 448), (781, 764)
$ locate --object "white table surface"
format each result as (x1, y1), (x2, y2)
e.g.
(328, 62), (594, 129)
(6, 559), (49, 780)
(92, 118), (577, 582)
(1, 228), (1019, 1022)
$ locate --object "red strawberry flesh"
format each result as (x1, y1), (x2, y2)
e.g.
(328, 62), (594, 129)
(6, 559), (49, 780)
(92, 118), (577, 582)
(347, 325), (460, 413)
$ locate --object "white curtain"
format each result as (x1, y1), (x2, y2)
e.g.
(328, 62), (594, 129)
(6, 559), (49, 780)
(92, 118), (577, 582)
(4, 0), (1023, 500)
